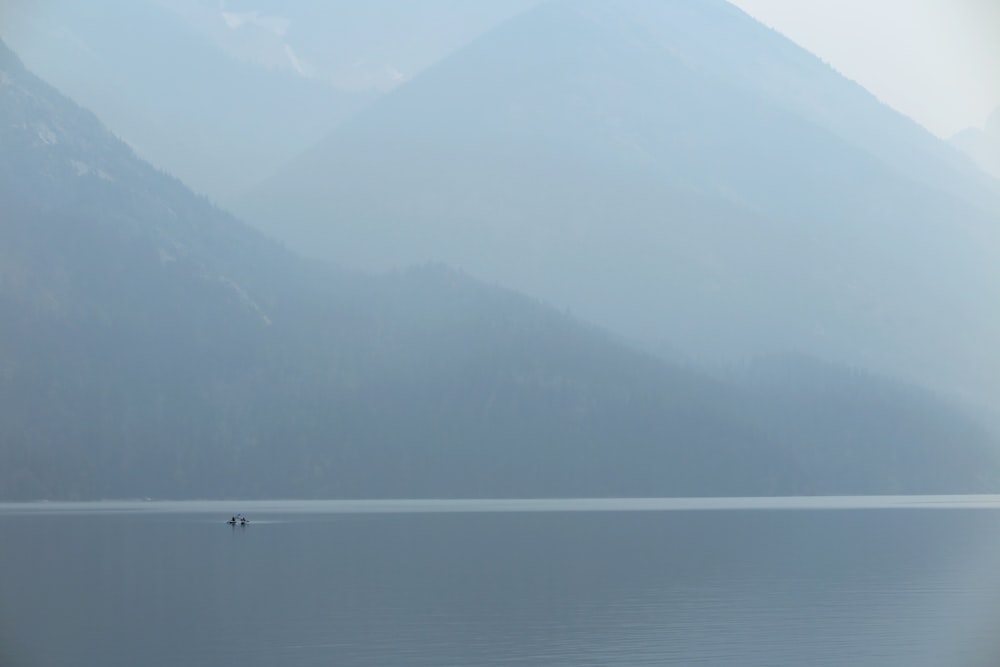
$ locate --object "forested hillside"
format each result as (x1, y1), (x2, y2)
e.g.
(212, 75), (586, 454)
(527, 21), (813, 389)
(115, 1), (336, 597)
(0, 39), (797, 499)
(2, 39), (998, 500)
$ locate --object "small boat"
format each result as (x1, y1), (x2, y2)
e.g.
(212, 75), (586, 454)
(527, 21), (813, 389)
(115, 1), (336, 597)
(226, 514), (249, 525)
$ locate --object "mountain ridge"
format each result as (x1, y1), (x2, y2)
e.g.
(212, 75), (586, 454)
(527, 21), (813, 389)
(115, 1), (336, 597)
(0, 2), (376, 203)
(239, 0), (1000, 407)
(0, 40), (802, 499)
(4, 37), (999, 499)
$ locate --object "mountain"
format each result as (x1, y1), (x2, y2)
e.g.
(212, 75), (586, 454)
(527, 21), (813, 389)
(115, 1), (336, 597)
(0, 0), (376, 203)
(550, 1), (998, 209)
(239, 0), (1000, 409)
(0, 0), (557, 204)
(719, 357), (1000, 494)
(951, 107), (1000, 182)
(0, 38), (788, 500)
(4, 38), (999, 500)
(159, 0), (548, 92)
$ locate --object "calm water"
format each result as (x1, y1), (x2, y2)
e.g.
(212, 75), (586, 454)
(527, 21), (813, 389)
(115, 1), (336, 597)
(3, 497), (1000, 666)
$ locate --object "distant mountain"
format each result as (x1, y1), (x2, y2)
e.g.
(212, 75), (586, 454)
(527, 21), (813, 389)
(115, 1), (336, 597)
(0, 38), (786, 500)
(3, 39), (998, 500)
(951, 107), (1000, 182)
(0, 0), (376, 203)
(0, 0), (558, 203)
(557, 1), (999, 209)
(719, 357), (1000, 494)
(159, 0), (547, 92)
(240, 0), (1000, 408)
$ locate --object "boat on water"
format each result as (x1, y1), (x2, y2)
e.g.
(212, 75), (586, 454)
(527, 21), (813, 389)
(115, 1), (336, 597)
(227, 513), (249, 525)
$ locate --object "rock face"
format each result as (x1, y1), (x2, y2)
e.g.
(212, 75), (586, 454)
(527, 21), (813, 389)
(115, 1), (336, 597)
(240, 0), (1000, 407)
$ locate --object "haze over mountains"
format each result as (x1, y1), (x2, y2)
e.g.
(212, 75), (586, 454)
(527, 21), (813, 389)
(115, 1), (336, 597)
(0, 0), (376, 202)
(240, 0), (1000, 410)
(3, 38), (798, 500)
(3, 35), (998, 500)
(0, 0), (551, 203)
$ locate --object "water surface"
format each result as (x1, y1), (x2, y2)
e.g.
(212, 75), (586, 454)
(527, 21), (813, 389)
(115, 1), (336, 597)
(2, 496), (1000, 666)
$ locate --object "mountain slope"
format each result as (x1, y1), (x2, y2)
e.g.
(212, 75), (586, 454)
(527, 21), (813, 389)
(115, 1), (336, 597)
(239, 0), (1000, 407)
(0, 0), (375, 203)
(596, 1), (1000, 209)
(161, 0), (547, 92)
(4, 39), (999, 500)
(0, 38), (798, 500)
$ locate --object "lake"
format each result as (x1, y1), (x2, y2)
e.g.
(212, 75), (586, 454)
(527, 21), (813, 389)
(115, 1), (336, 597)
(2, 497), (1000, 666)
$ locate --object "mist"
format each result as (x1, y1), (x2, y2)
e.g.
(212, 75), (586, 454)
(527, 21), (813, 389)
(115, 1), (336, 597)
(1, 0), (999, 500)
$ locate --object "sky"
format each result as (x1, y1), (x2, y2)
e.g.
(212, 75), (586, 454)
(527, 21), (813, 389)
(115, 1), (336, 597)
(729, 0), (1000, 138)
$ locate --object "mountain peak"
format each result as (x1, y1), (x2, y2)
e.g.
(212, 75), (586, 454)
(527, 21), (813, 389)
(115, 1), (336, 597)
(241, 0), (1000, 405)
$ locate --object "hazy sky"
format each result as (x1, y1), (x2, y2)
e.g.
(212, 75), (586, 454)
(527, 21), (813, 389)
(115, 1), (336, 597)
(729, 0), (1000, 138)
